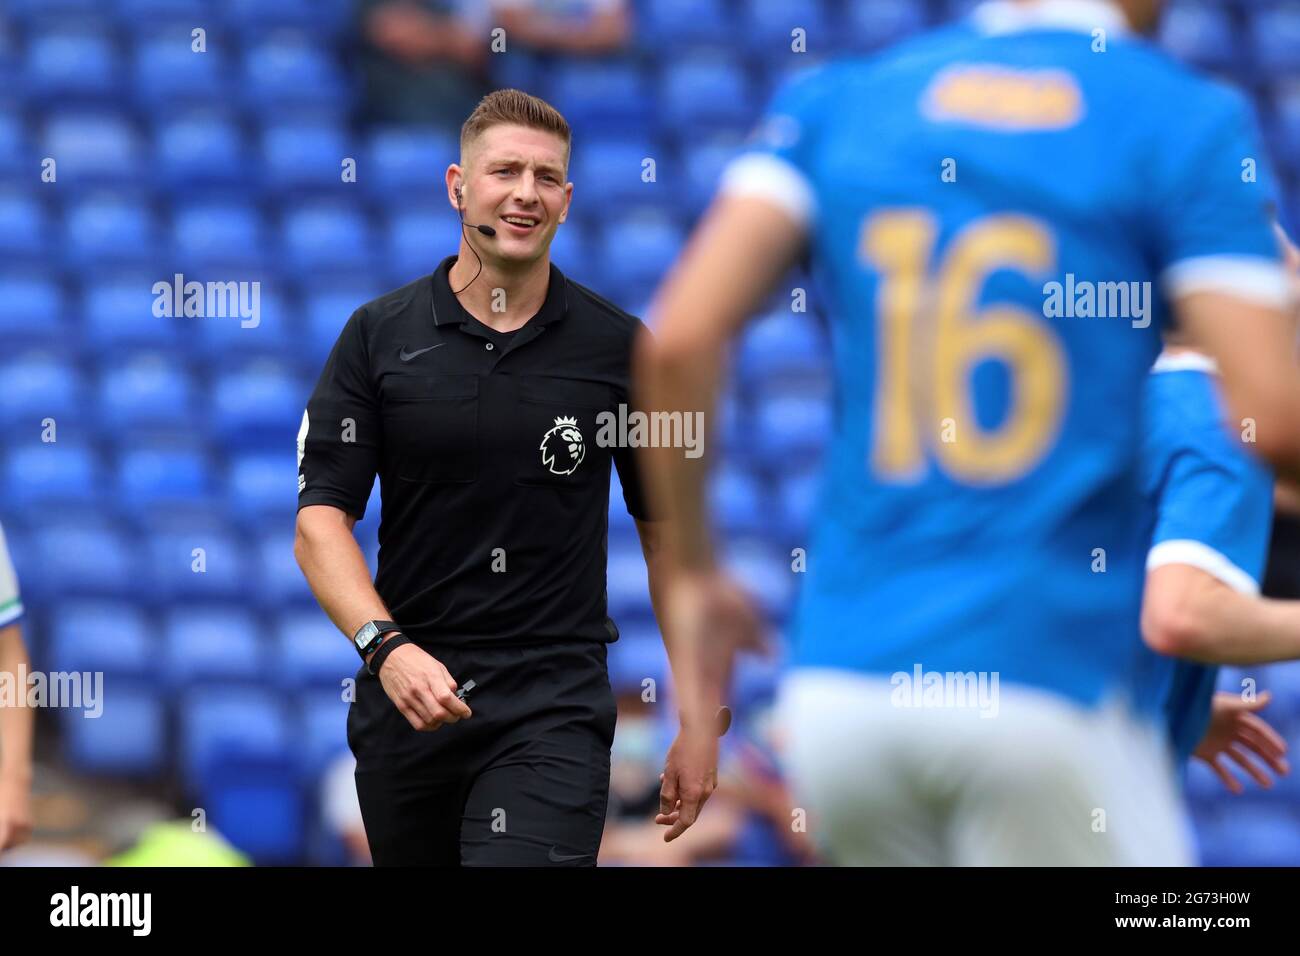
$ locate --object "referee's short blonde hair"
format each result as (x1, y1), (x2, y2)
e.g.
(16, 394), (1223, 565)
(460, 89), (571, 169)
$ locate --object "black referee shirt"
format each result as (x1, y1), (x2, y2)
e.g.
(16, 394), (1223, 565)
(297, 255), (651, 646)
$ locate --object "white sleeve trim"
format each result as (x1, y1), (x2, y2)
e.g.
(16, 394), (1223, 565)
(717, 152), (815, 231)
(1160, 256), (1291, 309)
(1150, 350), (1218, 375)
(1147, 538), (1260, 595)
(0, 600), (23, 628)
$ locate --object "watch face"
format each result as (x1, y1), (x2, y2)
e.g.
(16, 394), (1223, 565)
(354, 622), (378, 651)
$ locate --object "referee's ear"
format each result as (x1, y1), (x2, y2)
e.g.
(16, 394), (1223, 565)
(445, 164), (465, 214)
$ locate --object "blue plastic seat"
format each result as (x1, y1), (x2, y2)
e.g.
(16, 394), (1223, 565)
(30, 520), (137, 600)
(171, 201), (267, 269)
(597, 210), (683, 291)
(363, 127), (457, 205)
(744, 0), (833, 56)
(778, 468), (823, 539)
(180, 685), (291, 784)
(639, 0), (733, 50)
(1249, 3), (1300, 74)
(62, 686), (167, 775)
(0, 352), (83, 428)
(64, 195), (158, 267)
(211, 359), (304, 448)
(305, 287), (374, 362)
(1160, 3), (1238, 69)
(710, 465), (768, 536)
(842, 0), (930, 51)
(86, 273), (182, 350)
(570, 136), (663, 206)
(738, 311), (828, 386)
(96, 351), (195, 433)
(49, 600), (154, 680)
(680, 137), (743, 215)
(116, 443), (213, 516)
(240, 38), (349, 118)
(42, 112), (143, 187)
(277, 612), (357, 693)
(165, 606), (262, 689)
(155, 114), (247, 190)
(755, 393), (833, 460)
(281, 202), (375, 277)
(223, 0), (351, 38)
(1202, 808), (1300, 866)
(260, 121), (352, 193)
(547, 59), (654, 135)
(0, 113), (29, 183)
(198, 751), (307, 864)
(133, 33), (230, 110)
(385, 206), (460, 283)
(2, 442), (101, 510)
(607, 544), (652, 622)
(0, 274), (68, 348)
(194, 284), (294, 361)
(251, 529), (315, 609)
(227, 450), (297, 526)
(658, 58), (755, 136)
(0, 191), (50, 261)
(297, 688), (351, 781)
(24, 30), (121, 102)
(114, 0), (213, 24)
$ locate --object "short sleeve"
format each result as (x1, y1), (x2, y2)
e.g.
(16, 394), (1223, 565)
(613, 319), (654, 522)
(1150, 87), (1289, 308)
(298, 309), (382, 520)
(716, 65), (835, 230)
(0, 521), (23, 627)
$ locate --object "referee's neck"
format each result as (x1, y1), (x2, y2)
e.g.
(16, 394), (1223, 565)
(450, 245), (552, 333)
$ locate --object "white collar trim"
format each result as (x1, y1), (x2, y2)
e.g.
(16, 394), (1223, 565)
(972, 0), (1131, 37)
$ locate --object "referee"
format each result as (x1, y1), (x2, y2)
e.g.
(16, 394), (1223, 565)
(295, 90), (703, 866)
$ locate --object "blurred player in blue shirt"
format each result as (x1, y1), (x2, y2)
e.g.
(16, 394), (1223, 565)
(640, 0), (1300, 864)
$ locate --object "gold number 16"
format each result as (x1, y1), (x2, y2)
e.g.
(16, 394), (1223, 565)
(860, 209), (1068, 485)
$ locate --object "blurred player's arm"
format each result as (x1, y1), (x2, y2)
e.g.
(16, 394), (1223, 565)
(1142, 561), (1300, 664)
(0, 621), (34, 850)
(1177, 295), (1300, 480)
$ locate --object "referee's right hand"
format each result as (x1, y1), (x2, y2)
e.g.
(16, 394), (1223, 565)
(377, 643), (473, 731)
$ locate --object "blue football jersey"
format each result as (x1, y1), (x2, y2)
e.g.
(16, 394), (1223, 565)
(719, 1), (1285, 705)
(1138, 352), (1274, 763)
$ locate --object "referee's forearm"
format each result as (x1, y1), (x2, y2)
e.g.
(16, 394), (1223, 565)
(294, 508), (394, 643)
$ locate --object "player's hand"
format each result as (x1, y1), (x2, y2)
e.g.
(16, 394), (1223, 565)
(376, 642), (472, 732)
(666, 567), (768, 705)
(656, 724), (720, 843)
(0, 773), (33, 851)
(1193, 691), (1289, 794)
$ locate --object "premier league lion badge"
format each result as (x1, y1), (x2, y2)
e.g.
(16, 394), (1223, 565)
(540, 415), (585, 476)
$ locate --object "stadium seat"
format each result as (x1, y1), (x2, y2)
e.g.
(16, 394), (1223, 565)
(171, 201), (268, 270)
(657, 58), (756, 137)
(0, 112), (29, 184)
(547, 59), (655, 135)
(738, 311), (829, 387)
(296, 688), (351, 781)
(193, 283), (296, 364)
(385, 206), (461, 284)
(710, 465), (770, 536)
(96, 351), (195, 435)
(1203, 808), (1300, 866)
(240, 37), (350, 118)
(61, 685), (167, 776)
(754, 393), (833, 461)
(116, 443), (214, 517)
(2, 442), (101, 511)
(155, 114), (248, 191)
(250, 529), (315, 609)
(49, 600), (154, 680)
(147, 523), (251, 604)
(0, 190), (50, 263)
(24, 29), (121, 103)
(841, 0), (931, 51)
(679, 137), (744, 215)
(198, 752), (308, 865)
(304, 285), (376, 361)
(227, 450), (297, 527)
(1158, 2), (1238, 71)
(0, 273), (69, 349)
(569, 135), (664, 207)
(638, 0), (734, 50)
(222, 0), (351, 39)
(597, 209), (684, 291)
(63, 194), (159, 268)
(114, 0), (213, 25)
(777, 467), (823, 540)
(41, 111), (144, 188)
(85, 273), (183, 351)
(281, 202), (377, 278)
(745, 0), (834, 57)
(362, 127), (458, 205)
(725, 537), (795, 620)
(1249, 3), (1300, 74)
(210, 359), (305, 449)
(29, 519), (138, 601)
(165, 606), (263, 689)
(0, 351), (83, 429)
(607, 543), (653, 623)
(277, 612), (357, 693)
(133, 32), (231, 112)
(260, 121), (353, 194)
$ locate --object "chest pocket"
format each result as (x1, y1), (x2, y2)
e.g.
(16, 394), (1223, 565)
(382, 374), (478, 483)
(515, 375), (613, 489)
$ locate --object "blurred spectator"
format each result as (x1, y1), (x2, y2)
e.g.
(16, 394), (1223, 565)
(357, 0), (491, 127)
(492, 0), (630, 55)
(321, 752), (371, 866)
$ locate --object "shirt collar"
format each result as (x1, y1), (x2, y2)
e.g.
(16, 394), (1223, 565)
(971, 0), (1131, 38)
(429, 254), (569, 329)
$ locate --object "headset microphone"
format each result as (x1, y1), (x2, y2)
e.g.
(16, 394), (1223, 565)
(453, 183), (494, 294)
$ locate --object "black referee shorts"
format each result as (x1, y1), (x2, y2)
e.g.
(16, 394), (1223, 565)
(348, 639), (617, 867)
